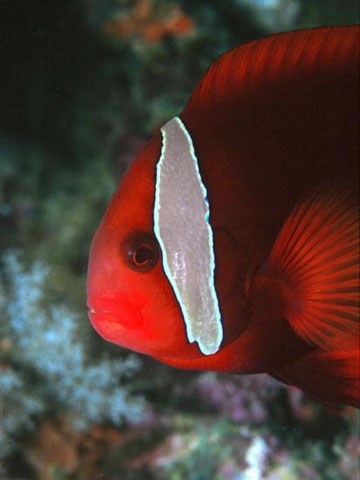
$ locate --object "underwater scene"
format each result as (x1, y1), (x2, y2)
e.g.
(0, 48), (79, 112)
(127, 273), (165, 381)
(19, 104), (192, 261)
(0, 1), (359, 479)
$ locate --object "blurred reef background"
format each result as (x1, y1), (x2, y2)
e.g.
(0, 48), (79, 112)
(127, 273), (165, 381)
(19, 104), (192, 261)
(0, 1), (359, 479)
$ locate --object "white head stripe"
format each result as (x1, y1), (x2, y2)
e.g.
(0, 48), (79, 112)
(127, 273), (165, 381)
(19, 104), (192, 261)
(154, 116), (223, 355)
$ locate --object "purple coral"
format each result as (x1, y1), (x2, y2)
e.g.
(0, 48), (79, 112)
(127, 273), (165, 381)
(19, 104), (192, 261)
(192, 373), (284, 422)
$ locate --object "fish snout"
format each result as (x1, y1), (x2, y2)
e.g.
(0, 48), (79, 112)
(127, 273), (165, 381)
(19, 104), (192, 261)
(87, 297), (144, 331)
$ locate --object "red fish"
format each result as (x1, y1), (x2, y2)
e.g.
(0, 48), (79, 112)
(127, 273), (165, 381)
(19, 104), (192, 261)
(87, 26), (360, 408)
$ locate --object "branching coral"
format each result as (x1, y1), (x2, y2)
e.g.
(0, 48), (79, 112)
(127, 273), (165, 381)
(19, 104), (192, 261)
(0, 252), (146, 458)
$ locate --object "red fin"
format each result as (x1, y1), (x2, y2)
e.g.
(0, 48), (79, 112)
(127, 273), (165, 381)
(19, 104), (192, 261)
(267, 183), (359, 351)
(269, 349), (360, 408)
(186, 26), (359, 110)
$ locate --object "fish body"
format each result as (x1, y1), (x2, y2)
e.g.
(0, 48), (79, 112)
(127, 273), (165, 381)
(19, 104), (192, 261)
(87, 26), (360, 407)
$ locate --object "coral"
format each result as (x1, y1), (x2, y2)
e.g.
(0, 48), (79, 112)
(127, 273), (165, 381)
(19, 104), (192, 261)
(0, 366), (44, 458)
(243, 436), (271, 480)
(0, 252), (146, 459)
(190, 372), (284, 422)
(102, 0), (194, 43)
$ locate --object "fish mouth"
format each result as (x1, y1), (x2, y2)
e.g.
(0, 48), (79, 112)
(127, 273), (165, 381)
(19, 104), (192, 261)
(88, 306), (123, 324)
(87, 304), (143, 330)
(87, 298), (124, 319)
(88, 306), (114, 317)
(88, 306), (112, 316)
(88, 307), (121, 325)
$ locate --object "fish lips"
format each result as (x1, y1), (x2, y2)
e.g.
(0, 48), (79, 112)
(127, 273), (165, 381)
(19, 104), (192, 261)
(88, 302), (144, 331)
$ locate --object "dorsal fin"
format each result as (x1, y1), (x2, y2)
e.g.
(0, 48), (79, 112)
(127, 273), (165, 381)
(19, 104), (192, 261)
(185, 26), (359, 111)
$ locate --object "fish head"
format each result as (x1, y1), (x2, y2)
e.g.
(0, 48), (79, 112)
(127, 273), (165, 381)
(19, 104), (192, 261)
(87, 115), (254, 365)
(87, 133), (199, 358)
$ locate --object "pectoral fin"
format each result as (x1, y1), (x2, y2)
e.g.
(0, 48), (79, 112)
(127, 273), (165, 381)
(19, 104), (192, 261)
(267, 183), (359, 351)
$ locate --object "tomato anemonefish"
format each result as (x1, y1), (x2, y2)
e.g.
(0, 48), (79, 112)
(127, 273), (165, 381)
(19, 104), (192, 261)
(87, 26), (360, 408)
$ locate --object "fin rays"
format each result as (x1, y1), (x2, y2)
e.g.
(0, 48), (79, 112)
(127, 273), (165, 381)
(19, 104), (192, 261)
(268, 183), (359, 351)
(187, 26), (360, 111)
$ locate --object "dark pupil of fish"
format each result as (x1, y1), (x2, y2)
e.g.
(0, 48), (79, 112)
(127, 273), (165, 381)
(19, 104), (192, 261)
(134, 246), (153, 265)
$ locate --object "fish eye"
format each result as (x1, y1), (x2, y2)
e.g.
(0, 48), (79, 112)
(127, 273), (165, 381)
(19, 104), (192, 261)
(127, 233), (159, 272)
